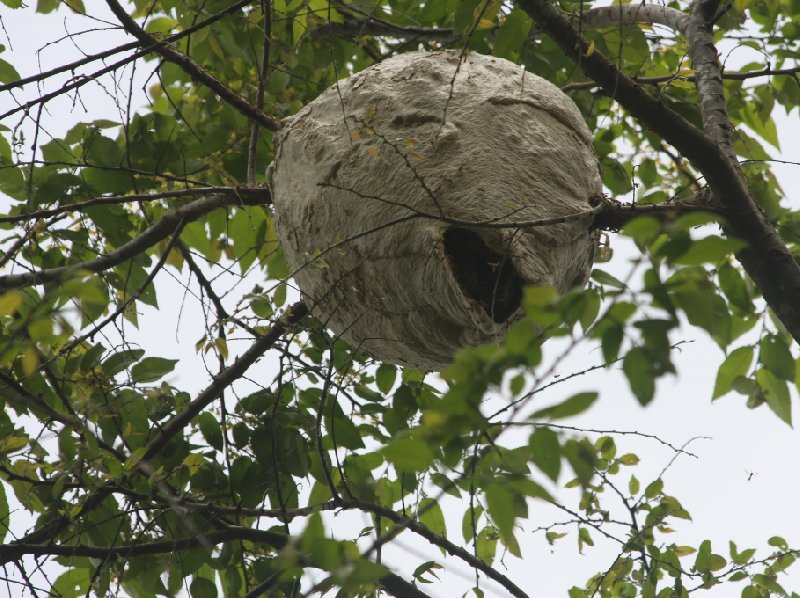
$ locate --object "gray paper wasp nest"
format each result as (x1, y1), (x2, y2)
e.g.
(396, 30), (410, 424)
(269, 50), (601, 371)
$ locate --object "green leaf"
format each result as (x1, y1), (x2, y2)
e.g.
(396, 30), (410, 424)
(756, 369), (792, 426)
(418, 498), (447, 539)
(591, 268), (626, 290)
(563, 439), (596, 487)
(0, 481), (8, 543)
(52, 568), (90, 597)
(476, 526), (498, 564)
(196, 412), (223, 451)
(718, 263), (751, 313)
(529, 427), (561, 481)
(493, 8), (532, 58)
(375, 363), (397, 394)
(644, 479), (663, 498)
(712, 346), (754, 399)
(673, 236), (746, 265)
(623, 348), (656, 405)
(189, 577), (217, 598)
(759, 334), (795, 381)
(131, 357), (178, 383)
(102, 349), (144, 376)
(0, 57), (20, 83)
(530, 392), (598, 420)
(622, 216), (661, 246)
(0, 162), (25, 199)
(484, 483), (515, 539)
(412, 561), (443, 583)
(382, 437), (434, 472)
(694, 539), (712, 572)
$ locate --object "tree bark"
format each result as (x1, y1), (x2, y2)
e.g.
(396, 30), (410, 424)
(516, 0), (800, 345)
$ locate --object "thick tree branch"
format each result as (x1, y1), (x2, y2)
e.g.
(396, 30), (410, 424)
(0, 190), (267, 292)
(685, 0), (737, 160)
(561, 65), (800, 91)
(0, 525), (428, 598)
(315, 16), (454, 41)
(104, 0), (281, 132)
(590, 194), (723, 231)
(516, 0), (800, 345)
(0, 528), (283, 564)
(571, 4), (688, 33)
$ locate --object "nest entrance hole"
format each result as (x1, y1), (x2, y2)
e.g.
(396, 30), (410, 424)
(443, 227), (523, 323)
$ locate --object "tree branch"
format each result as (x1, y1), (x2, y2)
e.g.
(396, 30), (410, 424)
(104, 0), (281, 132)
(685, 0), (737, 160)
(140, 301), (308, 462)
(561, 65), (800, 91)
(0, 186), (256, 225)
(314, 16), (454, 41)
(590, 194), (723, 231)
(571, 4), (688, 33)
(0, 0), (260, 122)
(0, 524), (429, 598)
(0, 190), (267, 292)
(247, 0), (273, 186)
(0, 528), (286, 564)
(516, 0), (800, 345)
(342, 499), (529, 598)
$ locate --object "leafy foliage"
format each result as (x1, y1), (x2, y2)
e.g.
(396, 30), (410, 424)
(0, 0), (799, 597)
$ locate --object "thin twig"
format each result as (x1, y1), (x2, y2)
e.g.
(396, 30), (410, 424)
(247, 0), (272, 186)
(105, 0), (281, 132)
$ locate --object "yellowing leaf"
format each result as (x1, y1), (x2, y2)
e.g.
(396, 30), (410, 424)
(183, 453), (206, 476)
(585, 40), (596, 57)
(350, 130), (361, 140)
(21, 347), (38, 376)
(0, 291), (22, 316)
(368, 146), (380, 156)
(0, 436), (29, 453)
(476, 18), (495, 30)
(214, 337), (229, 361)
(669, 78), (695, 89)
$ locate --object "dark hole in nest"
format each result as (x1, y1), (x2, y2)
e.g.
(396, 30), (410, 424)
(443, 227), (523, 323)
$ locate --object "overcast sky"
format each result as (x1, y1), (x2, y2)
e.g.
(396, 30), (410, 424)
(1, 3), (799, 597)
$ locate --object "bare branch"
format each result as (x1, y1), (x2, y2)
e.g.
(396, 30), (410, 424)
(247, 0), (273, 186)
(0, 190), (267, 292)
(104, 0), (281, 132)
(0, 0), (260, 121)
(590, 193), (723, 231)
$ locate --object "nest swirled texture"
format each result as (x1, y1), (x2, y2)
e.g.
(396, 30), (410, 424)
(269, 50), (601, 371)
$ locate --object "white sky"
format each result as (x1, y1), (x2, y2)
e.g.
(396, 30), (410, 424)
(1, 2), (799, 597)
